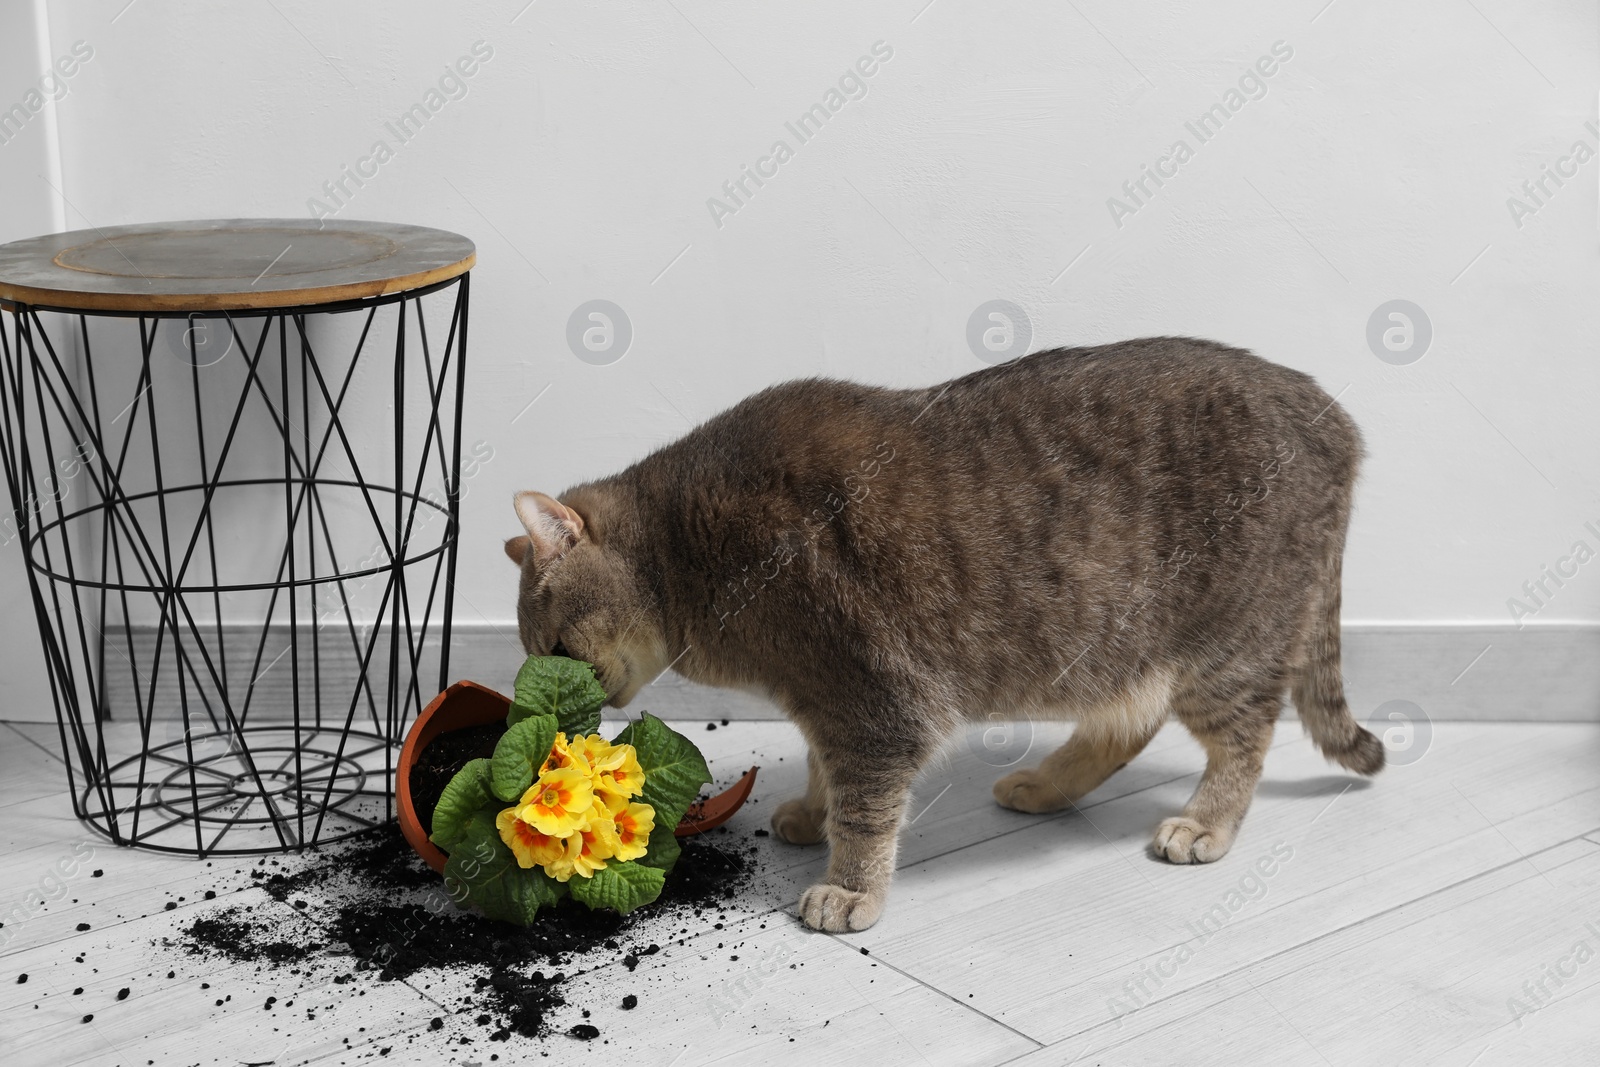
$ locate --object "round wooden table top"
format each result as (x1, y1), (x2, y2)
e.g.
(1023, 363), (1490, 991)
(0, 218), (476, 313)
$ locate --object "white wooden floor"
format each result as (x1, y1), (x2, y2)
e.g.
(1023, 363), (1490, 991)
(2, 715), (1597, 1066)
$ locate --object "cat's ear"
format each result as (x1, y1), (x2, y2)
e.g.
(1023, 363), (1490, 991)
(513, 491), (586, 562)
(503, 536), (532, 565)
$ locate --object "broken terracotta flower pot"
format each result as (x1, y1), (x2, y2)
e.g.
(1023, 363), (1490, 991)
(397, 680), (759, 875)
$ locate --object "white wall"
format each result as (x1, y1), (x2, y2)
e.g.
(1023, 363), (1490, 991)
(3, 1), (1597, 717)
(0, 0), (69, 719)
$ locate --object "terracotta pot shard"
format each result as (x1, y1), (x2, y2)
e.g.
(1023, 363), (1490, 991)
(397, 680), (759, 875)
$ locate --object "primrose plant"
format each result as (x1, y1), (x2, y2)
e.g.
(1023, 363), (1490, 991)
(429, 656), (712, 923)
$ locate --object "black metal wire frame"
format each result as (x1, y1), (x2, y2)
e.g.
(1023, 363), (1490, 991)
(0, 275), (470, 856)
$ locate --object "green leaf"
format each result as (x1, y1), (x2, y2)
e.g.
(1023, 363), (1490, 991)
(567, 861), (665, 915)
(565, 706), (603, 737)
(511, 656), (607, 736)
(428, 758), (493, 851)
(489, 714), (558, 802)
(637, 822), (681, 872)
(611, 713), (712, 838)
(441, 811), (566, 925)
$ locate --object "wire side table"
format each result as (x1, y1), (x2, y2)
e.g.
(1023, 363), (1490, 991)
(0, 219), (475, 855)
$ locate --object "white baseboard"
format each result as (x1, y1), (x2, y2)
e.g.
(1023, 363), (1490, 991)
(7, 621), (1597, 725)
(418, 621), (1600, 724)
(1336, 622), (1599, 724)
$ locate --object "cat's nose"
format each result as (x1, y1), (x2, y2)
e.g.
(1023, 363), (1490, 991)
(550, 640), (571, 659)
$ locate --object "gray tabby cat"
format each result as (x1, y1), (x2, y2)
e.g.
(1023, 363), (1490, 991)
(503, 337), (1382, 932)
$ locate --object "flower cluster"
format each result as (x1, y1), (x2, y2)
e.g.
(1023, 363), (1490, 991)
(494, 732), (655, 881)
(430, 656), (711, 923)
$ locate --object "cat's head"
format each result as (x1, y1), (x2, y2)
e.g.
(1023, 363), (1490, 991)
(503, 490), (667, 708)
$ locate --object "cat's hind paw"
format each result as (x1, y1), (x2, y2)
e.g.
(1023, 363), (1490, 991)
(771, 799), (827, 845)
(1151, 816), (1234, 864)
(798, 883), (884, 931)
(992, 768), (1074, 814)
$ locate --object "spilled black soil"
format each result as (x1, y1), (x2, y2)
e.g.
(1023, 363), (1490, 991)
(148, 717), (766, 1050)
(167, 819), (759, 1048)
(407, 722), (505, 837)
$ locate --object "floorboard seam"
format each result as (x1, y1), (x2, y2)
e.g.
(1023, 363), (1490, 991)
(2, 722), (66, 765)
(1033, 817), (1596, 1004)
(393, 903), (796, 1012)
(888, 733), (1316, 872)
(887, 753), (1301, 874)
(822, 931), (1047, 1051)
(1026, 830), (1600, 1061)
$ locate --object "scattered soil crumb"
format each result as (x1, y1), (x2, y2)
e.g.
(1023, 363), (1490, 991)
(166, 813), (758, 1044)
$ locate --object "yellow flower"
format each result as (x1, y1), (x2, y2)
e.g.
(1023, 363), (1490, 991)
(517, 767), (594, 836)
(542, 834), (579, 883)
(591, 786), (627, 817)
(575, 733), (618, 769)
(538, 814), (620, 881)
(495, 807), (565, 870)
(610, 802), (655, 863)
(540, 732), (590, 776)
(578, 735), (645, 801)
(569, 815), (621, 878)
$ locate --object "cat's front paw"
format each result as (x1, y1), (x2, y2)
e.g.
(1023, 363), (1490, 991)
(1151, 816), (1234, 863)
(797, 883), (884, 932)
(992, 768), (1073, 814)
(771, 799), (827, 845)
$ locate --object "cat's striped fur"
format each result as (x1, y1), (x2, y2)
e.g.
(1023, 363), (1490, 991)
(505, 337), (1381, 931)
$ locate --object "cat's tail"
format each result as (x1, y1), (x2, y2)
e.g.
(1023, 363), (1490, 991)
(1289, 507), (1385, 777)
